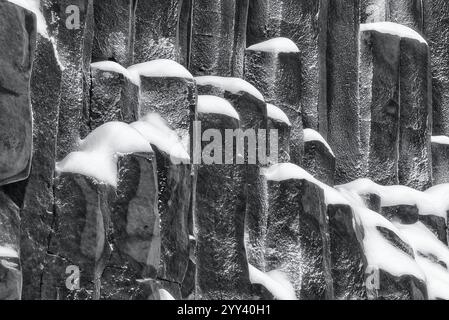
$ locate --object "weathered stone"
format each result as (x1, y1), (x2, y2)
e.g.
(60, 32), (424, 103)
(359, 30), (400, 185)
(267, 113), (290, 164)
(92, 0), (135, 67)
(327, 0), (363, 183)
(0, 2), (36, 185)
(0, 191), (21, 300)
(398, 37), (432, 190)
(381, 205), (419, 224)
(244, 48), (303, 166)
(265, 177), (333, 300)
(431, 139), (449, 184)
(246, 0), (327, 130)
(361, 193), (382, 213)
(418, 215), (448, 245)
(387, 0), (423, 31)
(373, 270), (428, 300)
(360, 0), (386, 23)
(328, 204), (366, 300)
(134, 0), (182, 62)
(303, 136), (335, 186)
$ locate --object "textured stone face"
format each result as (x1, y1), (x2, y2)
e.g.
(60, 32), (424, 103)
(0, 2), (36, 186)
(432, 142), (449, 184)
(360, 0), (386, 23)
(387, 0), (423, 31)
(268, 118), (290, 163)
(303, 140), (335, 186)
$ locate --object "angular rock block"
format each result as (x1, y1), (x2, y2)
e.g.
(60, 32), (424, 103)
(423, 1), (449, 137)
(359, 28), (401, 185)
(381, 205), (419, 224)
(303, 129), (335, 186)
(327, 0), (363, 183)
(0, 2), (36, 185)
(190, 0), (249, 77)
(265, 173), (333, 300)
(431, 137), (449, 184)
(92, 0), (135, 67)
(42, 174), (112, 300)
(20, 33), (62, 299)
(328, 204), (366, 300)
(244, 44), (303, 166)
(134, 0), (182, 62)
(247, 0), (327, 130)
(387, 0), (423, 31)
(101, 153), (161, 299)
(0, 192), (21, 300)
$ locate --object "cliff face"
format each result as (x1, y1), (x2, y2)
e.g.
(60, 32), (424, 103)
(1, 0), (449, 300)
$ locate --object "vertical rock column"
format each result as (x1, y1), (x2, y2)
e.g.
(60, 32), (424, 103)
(387, 0), (423, 31)
(360, 0), (386, 23)
(267, 104), (291, 164)
(0, 2), (36, 186)
(244, 39), (303, 166)
(431, 136), (449, 185)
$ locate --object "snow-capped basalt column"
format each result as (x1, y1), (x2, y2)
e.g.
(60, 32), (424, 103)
(134, 0), (182, 63)
(263, 164), (334, 300)
(431, 136), (449, 184)
(267, 104), (291, 163)
(190, 0), (249, 77)
(327, 0), (363, 183)
(246, 0), (327, 131)
(92, 0), (135, 67)
(359, 26), (401, 185)
(0, 191), (21, 300)
(303, 129), (336, 186)
(0, 2), (36, 186)
(244, 38), (304, 166)
(196, 76), (268, 270)
(387, 0), (423, 31)
(195, 96), (252, 300)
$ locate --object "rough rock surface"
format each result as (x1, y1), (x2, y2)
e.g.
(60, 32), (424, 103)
(303, 139), (335, 186)
(432, 140), (449, 184)
(387, 0), (422, 31)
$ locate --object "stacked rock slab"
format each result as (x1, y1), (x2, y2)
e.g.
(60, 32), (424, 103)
(92, 0), (135, 67)
(0, 1), (36, 186)
(431, 137), (449, 184)
(246, 0), (327, 131)
(195, 96), (252, 299)
(134, 0), (182, 62)
(244, 39), (303, 166)
(190, 0), (249, 77)
(196, 76), (268, 271)
(303, 129), (335, 186)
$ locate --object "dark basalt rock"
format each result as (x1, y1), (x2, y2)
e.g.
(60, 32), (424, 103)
(303, 140), (335, 186)
(387, 0), (423, 31)
(360, 193), (381, 213)
(266, 178), (333, 300)
(418, 215), (448, 245)
(381, 205), (420, 225)
(432, 141), (449, 184)
(244, 49), (303, 166)
(360, 0), (386, 23)
(267, 117), (290, 164)
(371, 270), (427, 300)
(0, 2), (36, 186)
(92, 0), (135, 67)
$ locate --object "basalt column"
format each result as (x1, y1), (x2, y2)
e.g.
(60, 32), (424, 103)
(246, 0), (327, 131)
(431, 137), (449, 184)
(387, 0), (423, 31)
(360, 0), (386, 23)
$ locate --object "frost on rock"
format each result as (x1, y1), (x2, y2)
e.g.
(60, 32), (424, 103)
(8, 0), (48, 38)
(267, 104), (291, 126)
(56, 122), (153, 187)
(248, 264), (297, 300)
(304, 129), (335, 157)
(127, 59), (193, 86)
(197, 95), (240, 120)
(246, 37), (300, 54)
(195, 76), (265, 102)
(91, 61), (139, 86)
(360, 22), (427, 44)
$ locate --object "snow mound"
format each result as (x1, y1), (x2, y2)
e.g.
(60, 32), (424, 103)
(248, 264), (297, 300)
(91, 61), (139, 86)
(303, 128), (335, 157)
(131, 113), (190, 163)
(247, 37), (300, 54)
(267, 104), (291, 126)
(56, 122), (153, 187)
(127, 59), (193, 85)
(195, 76), (265, 102)
(159, 289), (175, 300)
(360, 22), (427, 44)
(197, 95), (240, 120)
(0, 246), (18, 258)
(415, 256), (449, 300)
(8, 0), (49, 38)
(431, 136), (449, 145)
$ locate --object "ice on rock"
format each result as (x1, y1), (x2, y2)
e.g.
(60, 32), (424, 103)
(130, 113), (190, 163)
(197, 95), (240, 120)
(56, 122), (153, 187)
(8, 0), (48, 38)
(360, 22), (427, 44)
(267, 104), (291, 126)
(91, 61), (139, 86)
(159, 289), (175, 300)
(431, 136), (449, 145)
(246, 37), (300, 54)
(127, 59), (193, 86)
(195, 76), (265, 102)
(0, 246), (18, 258)
(303, 128), (335, 157)
(248, 264), (297, 300)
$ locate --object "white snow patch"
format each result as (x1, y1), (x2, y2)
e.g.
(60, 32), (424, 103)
(303, 128), (335, 157)
(127, 59), (193, 86)
(56, 122), (153, 187)
(0, 246), (18, 258)
(431, 136), (449, 145)
(197, 95), (240, 120)
(267, 104), (291, 126)
(159, 289), (175, 300)
(246, 37), (300, 54)
(8, 0), (49, 38)
(195, 76), (265, 102)
(130, 113), (190, 163)
(415, 256), (449, 300)
(248, 264), (297, 300)
(91, 61), (139, 86)
(360, 22), (427, 44)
